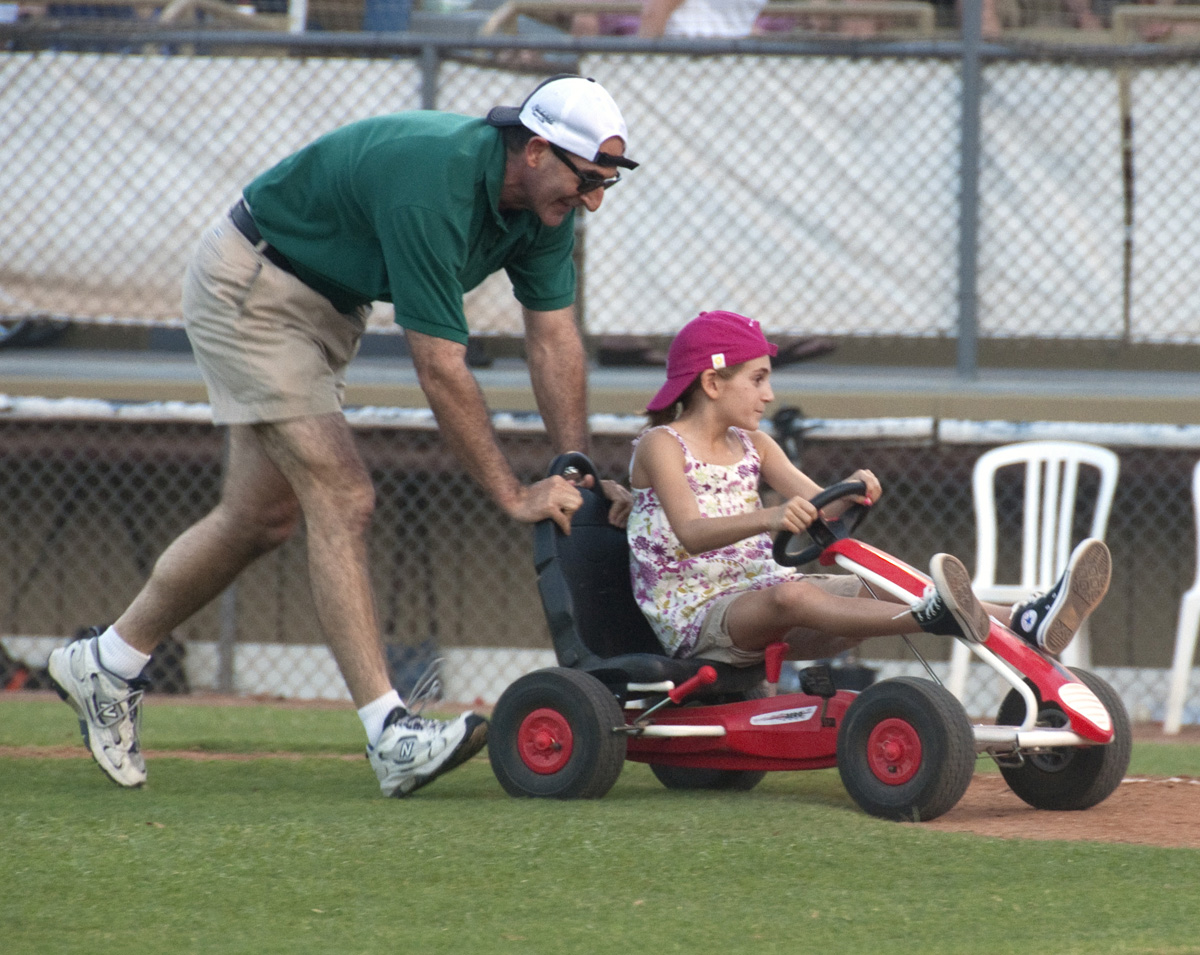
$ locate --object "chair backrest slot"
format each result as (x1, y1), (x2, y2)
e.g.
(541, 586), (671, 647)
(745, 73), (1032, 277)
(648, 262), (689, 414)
(949, 439), (1120, 698)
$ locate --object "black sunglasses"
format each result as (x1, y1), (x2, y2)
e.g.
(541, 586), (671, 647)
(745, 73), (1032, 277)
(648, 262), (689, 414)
(549, 143), (621, 194)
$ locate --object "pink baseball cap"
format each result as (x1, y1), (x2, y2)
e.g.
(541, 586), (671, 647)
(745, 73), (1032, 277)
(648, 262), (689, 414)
(646, 311), (778, 412)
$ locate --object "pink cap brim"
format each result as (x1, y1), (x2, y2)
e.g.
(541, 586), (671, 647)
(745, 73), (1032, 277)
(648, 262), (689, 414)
(645, 373), (698, 413)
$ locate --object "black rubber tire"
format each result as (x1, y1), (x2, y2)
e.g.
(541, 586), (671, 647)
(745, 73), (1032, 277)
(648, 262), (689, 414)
(995, 667), (1131, 811)
(649, 682), (768, 792)
(837, 677), (975, 822)
(489, 667), (627, 799)
(649, 762), (767, 791)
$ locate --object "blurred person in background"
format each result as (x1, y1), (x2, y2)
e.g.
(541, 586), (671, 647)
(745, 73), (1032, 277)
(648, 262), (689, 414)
(570, 0), (642, 35)
(47, 75), (636, 800)
(638, 0), (767, 36)
(977, 0), (1102, 36)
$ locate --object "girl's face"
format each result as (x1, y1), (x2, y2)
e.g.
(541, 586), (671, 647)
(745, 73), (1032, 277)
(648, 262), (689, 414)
(715, 356), (774, 429)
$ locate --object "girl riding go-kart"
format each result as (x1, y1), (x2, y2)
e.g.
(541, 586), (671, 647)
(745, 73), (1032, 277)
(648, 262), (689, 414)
(487, 311), (1130, 822)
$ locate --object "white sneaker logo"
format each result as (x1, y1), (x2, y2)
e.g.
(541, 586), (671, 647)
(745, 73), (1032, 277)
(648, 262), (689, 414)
(1020, 609), (1039, 632)
(398, 738), (416, 762)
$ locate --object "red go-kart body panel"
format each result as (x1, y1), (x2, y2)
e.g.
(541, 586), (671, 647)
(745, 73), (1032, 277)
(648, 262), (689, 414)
(624, 691), (853, 771)
(822, 538), (1114, 744)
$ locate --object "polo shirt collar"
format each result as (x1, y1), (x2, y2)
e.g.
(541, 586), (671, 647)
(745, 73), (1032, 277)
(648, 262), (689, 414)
(484, 132), (510, 230)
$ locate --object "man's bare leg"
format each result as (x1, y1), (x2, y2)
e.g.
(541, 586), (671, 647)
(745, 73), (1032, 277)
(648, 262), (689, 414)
(116, 413), (392, 704)
(51, 425), (301, 787)
(248, 412), (488, 796)
(251, 413), (392, 706)
(113, 425), (302, 655)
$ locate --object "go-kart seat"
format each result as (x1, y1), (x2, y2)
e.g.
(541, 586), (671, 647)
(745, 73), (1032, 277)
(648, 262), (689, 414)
(534, 453), (765, 697)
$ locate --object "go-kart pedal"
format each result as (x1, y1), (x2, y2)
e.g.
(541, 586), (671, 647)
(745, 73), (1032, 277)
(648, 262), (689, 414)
(798, 664), (837, 699)
(799, 664), (838, 727)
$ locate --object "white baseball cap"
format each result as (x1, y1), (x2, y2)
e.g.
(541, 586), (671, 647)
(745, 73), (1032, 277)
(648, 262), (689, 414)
(486, 74), (638, 169)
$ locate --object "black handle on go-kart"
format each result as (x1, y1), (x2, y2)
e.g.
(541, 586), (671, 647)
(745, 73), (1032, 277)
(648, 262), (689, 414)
(772, 480), (872, 568)
(546, 451), (601, 487)
(544, 452), (617, 526)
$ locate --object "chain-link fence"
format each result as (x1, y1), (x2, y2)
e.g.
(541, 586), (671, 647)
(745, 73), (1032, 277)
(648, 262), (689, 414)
(1, 399), (1198, 721)
(2, 29), (1199, 721)
(1, 31), (1199, 359)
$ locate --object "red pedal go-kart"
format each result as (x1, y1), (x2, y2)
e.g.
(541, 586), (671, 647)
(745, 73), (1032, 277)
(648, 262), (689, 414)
(487, 453), (1131, 822)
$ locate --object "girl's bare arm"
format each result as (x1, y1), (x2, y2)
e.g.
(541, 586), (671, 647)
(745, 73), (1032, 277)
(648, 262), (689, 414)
(633, 429), (817, 554)
(753, 431), (881, 518)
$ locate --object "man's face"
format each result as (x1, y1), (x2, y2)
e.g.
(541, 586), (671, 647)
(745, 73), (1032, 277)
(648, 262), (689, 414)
(524, 135), (627, 227)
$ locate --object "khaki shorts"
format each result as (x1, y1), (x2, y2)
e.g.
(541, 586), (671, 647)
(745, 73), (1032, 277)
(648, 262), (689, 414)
(691, 574), (866, 666)
(182, 214), (370, 425)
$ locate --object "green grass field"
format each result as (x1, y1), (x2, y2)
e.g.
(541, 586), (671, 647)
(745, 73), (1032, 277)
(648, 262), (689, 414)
(3, 696), (1199, 955)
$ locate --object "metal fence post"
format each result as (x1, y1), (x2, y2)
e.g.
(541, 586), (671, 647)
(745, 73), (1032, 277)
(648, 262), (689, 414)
(420, 44), (439, 110)
(957, 0), (983, 380)
(217, 585), (237, 694)
(215, 432), (236, 694)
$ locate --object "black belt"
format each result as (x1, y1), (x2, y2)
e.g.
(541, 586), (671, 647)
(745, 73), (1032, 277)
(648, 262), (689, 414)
(229, 199), (297, 276)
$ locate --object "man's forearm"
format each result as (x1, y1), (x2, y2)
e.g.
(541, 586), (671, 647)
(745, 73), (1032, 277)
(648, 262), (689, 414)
(409, 335), (524, 514)
(524, 307), (590, 454)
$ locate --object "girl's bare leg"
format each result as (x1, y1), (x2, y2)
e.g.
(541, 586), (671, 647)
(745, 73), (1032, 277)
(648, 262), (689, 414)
(723, 580), (1015, 658)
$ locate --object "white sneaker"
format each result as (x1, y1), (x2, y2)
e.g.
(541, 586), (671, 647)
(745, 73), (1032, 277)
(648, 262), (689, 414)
(48, 634), (147, 788)
(367, 708), (488, 798)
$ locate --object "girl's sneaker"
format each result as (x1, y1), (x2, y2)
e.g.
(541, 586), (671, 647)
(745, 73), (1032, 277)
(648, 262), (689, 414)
(911, 554), (991, 644)
(1009, 538), (1111, 655)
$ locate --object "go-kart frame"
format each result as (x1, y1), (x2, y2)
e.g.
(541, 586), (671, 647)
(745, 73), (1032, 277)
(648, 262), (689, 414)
(487, 461), (1131, 823)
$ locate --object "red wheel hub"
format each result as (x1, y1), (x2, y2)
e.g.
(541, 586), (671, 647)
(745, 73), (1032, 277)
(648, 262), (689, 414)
(517, 708), (574, 774)
(866, 717), (922, 785)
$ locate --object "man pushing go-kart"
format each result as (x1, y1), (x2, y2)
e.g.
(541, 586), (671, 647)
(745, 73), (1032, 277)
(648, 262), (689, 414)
(48, 74), (637, 798)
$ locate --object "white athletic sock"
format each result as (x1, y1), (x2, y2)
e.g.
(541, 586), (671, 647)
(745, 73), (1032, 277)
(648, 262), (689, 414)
(359, 690), (406, 747)
(96, 626), (152, 681)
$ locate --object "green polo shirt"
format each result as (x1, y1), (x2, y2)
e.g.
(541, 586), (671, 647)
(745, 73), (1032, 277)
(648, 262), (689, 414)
(242, 112), (576, 343)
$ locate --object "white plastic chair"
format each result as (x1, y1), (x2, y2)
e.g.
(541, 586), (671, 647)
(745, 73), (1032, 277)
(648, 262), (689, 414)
(946, 440), (1120, 702)
(1163, 460), (1200, 735)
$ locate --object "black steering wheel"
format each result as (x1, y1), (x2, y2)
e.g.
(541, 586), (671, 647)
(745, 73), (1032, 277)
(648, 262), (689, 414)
(772, 481), (872, 568)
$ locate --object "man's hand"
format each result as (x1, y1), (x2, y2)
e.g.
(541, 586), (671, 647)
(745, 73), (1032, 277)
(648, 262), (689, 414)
(530, 470), (633, 530)
(510, 475), (586, 533)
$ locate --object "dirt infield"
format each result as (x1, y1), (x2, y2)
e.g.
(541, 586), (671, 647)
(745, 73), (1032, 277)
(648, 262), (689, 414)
(923, 772), (1200, 848)
(923, 725), (1200, 848)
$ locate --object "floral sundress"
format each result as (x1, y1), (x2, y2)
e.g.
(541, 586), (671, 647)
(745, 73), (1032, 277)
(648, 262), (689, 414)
(627, 426), (798, 657)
